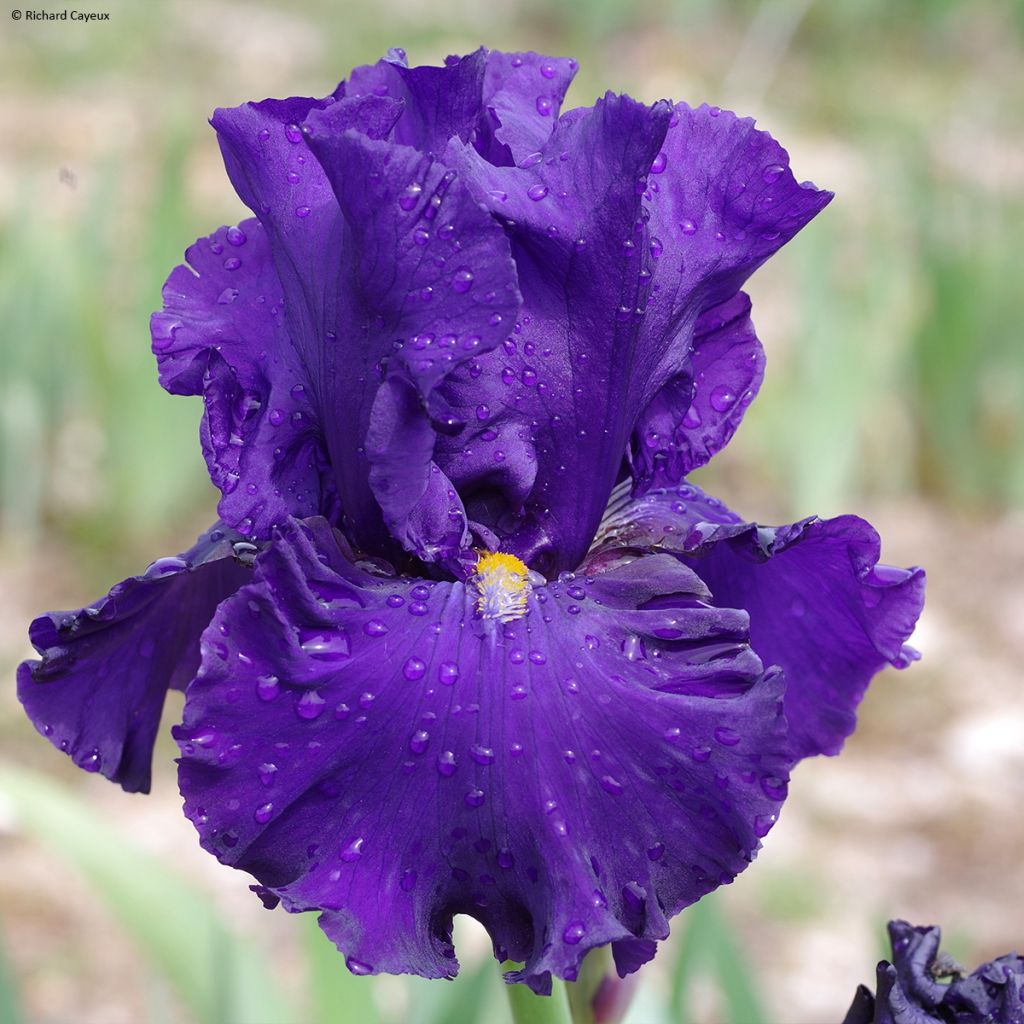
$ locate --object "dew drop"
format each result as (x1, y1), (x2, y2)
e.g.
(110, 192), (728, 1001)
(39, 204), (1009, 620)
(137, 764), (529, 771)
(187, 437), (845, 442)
(256, 675), (280, 701)
(340, 837), (364, 862)
(296, 690), (326, 720)
(452, 269), (475, 293)
(714, 726), (740, 746)
(471, 744), (495, 766)
(562, 922), (586, 945)
(600, 775), (623, 796)
(399, 183), (422, 211)
(709, 385), (737, 412)
(403, 657), (426, 681)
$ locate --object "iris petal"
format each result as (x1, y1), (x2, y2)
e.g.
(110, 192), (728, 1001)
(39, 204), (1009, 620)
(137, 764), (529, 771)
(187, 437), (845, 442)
(300, 113), (521, 560)
(439, 94), (673, 571)
(632, 292), (764, 486)
(643, 103), (833, 335)
(153, 219), (338, 535)
(479, 51), (578, 164)
(18, 524), (248, 792)
(591, 482), (925, 759)
(177, 517), (790, 991)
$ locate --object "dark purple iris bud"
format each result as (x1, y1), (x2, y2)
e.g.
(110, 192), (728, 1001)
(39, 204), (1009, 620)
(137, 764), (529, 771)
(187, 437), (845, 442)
(843, 920), (1024, 1024)
(18, 47), (926, 993)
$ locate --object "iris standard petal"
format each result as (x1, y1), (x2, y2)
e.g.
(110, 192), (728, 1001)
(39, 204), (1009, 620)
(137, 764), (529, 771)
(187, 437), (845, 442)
(438, 94), (672, 572)
(631, 291), (764, 487)
(300, 112), (521, 559)
(479, 51), (578, 165)
(177, 517), (790, 992)
(590, 482), (925, 759)
(153, 219), (338, 535)
(193, 91), (519, 560)
(643, 103), (832, 345)
(18, 524), (249, 793)
(342, 48), (576, 166)
(344, 49), (489, 155)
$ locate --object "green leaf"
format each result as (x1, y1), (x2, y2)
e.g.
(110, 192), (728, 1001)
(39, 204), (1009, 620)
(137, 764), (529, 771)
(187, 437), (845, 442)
(669, 895), (767, 1024)
(0, 766), (293, 1024)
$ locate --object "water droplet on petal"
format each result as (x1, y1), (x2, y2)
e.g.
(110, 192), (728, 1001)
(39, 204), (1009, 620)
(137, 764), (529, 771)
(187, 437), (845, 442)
(452, 269), (475, 293)
(403, 657), (426, 681)
(714, 726), (740, 746)
(709, 385), (737, 412)
(346, 957), (373, 976)
(296, 690), (326, 720)
(340, 837), (364, 862)
(257, 675), (280, 701)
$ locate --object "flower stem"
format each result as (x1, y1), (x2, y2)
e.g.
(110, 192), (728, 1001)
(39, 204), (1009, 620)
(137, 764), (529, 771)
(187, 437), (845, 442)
(565, 949), (607, 1024)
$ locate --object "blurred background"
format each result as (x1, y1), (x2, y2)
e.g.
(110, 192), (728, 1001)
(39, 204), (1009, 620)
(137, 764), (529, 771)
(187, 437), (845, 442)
(1, 0), (1022, 1021)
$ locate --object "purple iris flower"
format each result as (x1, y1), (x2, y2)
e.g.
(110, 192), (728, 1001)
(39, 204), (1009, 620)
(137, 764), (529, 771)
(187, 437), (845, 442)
(18, 48), (925, 993)
(843, 920), (1024, 1024)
